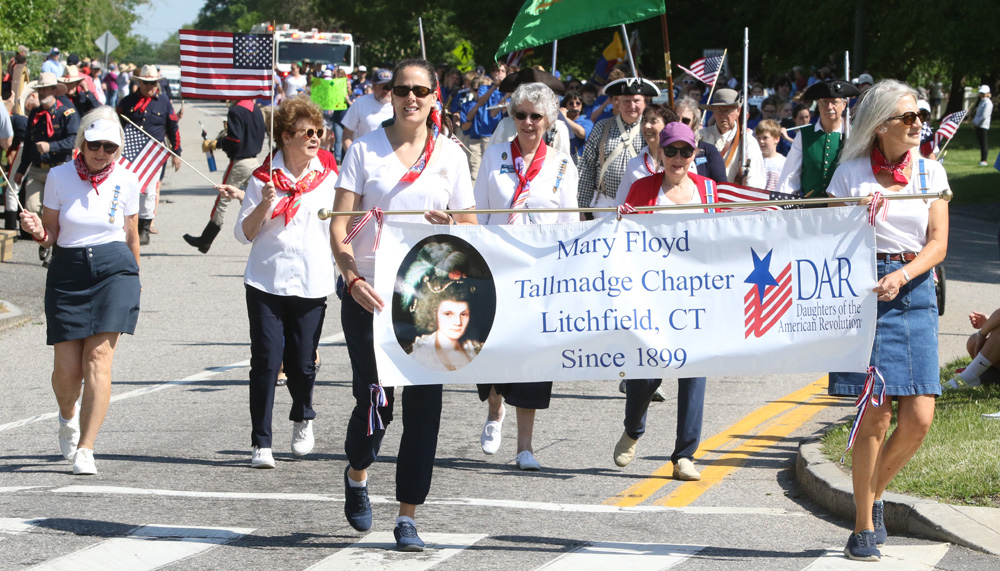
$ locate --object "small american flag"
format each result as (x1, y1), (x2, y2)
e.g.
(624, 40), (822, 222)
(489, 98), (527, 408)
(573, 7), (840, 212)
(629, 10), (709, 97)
(715, 181), (802, 212)
(934, 110), (967, 147)
(180, 30), (273, 100)
(505, 48), (533, 67)
(681, 55), (725, 86)
(744, 249), (793, 339)
(118, 123), (171, 194)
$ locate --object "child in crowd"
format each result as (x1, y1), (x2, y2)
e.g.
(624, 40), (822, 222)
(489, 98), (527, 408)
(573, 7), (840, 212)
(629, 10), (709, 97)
(946, 310), (999, 413)
(755, 119), (785, 191)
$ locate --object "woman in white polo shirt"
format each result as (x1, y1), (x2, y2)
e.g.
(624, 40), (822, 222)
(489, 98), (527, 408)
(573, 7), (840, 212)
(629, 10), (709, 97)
(20, 106), (141, 476)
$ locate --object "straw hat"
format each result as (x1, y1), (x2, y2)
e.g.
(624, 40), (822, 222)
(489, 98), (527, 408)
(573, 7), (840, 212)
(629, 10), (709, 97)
(26, 72), (68, 97)
(59, 65), (86, 85)
(135, 65), (161, 82)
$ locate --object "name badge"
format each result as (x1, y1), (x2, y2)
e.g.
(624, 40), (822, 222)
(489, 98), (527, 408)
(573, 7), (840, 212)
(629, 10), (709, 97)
(500, 164), (516, 174)
(695, 157), (707, 166)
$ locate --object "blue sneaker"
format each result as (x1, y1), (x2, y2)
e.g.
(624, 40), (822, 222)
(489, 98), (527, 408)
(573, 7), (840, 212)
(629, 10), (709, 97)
(394, 520), (425, 552)
(872, 501), (887, 547)
(844, 530), (880, 562)
(343, 466), (372, 531)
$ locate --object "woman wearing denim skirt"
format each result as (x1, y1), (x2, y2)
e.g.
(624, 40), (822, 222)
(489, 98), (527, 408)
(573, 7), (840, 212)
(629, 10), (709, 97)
(19, 107), (141, 476)
(826, 80), (949, 562)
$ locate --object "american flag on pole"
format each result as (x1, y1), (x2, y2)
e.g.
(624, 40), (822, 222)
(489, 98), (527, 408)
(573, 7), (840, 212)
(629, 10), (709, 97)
(505, 48), (533, 67)
(934, 110), (967, 147)
(679, 55), (724, 86)
(118, 123), (171, 194)
(713, 181), (803, 212)
(179, 30), (273, 100)
(744, 249), (793, 338)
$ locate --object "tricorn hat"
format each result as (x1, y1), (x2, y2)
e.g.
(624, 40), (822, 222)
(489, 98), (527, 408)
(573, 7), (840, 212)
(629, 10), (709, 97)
(802, 79), (860, 100)
(498, 67), (565, 94)
(604, 77), (659, 97)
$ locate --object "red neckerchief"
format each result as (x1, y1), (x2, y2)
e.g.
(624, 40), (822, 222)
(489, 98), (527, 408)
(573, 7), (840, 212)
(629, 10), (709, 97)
(398, 102), (442, 184)
(507, 138), (547, 224)
(252, 148), (338, 183)
(871, 147), (910, 184)
(268, 158), (335, 226)
(74, 154), (115, 194)
(133, 96), (153, 114)
(32, 106), (56, 137)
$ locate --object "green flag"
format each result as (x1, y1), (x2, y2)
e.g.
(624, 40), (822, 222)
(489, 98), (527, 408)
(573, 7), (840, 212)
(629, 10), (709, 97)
(496, 0), (665, 60)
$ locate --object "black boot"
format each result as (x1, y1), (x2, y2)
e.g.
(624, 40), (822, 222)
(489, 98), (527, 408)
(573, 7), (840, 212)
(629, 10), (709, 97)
(183, 221), (222, 254)
(138, 218), (151, 246)
(4, 210), (18, 231)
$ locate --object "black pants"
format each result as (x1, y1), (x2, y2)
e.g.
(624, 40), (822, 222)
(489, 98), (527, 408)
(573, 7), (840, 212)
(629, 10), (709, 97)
(246, 284), (326, 448)
(623, 377), (706, 463)
(341, 294), (442, 505)
(976, 127), (990, 162)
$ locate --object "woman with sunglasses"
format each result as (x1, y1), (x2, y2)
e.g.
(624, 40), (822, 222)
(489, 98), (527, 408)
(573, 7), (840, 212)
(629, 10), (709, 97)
(332, 58), (476, 551)
(472, 82), (579, 471)
(19, 106), (141, 475)
(233, 95), (339, 470)
(825, 80), (948, 562)
(611, 121), (710, 482)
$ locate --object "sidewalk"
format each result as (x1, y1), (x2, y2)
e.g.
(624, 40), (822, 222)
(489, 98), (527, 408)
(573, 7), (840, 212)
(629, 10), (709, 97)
(0, 299), (30, 333)
(797, 437), (1000, 557)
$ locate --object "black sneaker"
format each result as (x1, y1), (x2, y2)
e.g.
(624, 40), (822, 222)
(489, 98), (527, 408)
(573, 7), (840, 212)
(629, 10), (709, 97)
(844, 530), (880, 562)
(343, 466), (372, 531)
(394, 520), (425, 552)
(872, 501), (887, 547)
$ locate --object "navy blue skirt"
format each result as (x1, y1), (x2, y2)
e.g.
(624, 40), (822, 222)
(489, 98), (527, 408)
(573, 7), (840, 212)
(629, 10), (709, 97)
(829, 260), (940, 397)
(45, 242), (141, 345)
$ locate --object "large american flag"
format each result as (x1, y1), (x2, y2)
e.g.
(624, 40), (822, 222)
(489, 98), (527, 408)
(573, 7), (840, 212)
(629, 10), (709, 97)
(180, 30), (273, 100)
(934, 110), (967, 147)
(679, 55), (724, 86)
(118, 123), (171, 194)
(713, 181), (802, 212)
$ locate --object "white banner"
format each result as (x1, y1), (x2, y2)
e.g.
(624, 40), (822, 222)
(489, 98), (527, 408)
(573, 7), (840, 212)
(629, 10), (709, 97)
(373, 207), (877, 387)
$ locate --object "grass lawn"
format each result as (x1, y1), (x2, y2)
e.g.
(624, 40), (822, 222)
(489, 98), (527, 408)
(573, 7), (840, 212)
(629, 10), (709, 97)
(938, 120), (1000, 206)
(821, 357), (1000, 508)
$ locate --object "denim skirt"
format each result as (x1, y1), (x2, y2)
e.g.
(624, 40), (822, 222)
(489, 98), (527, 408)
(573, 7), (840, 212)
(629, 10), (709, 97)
(45, 242), (141, 345)
(828, 260), (940, 397)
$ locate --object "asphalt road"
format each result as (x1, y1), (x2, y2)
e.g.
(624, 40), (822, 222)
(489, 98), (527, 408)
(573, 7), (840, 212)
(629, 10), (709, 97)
(1, 101), (998, 570)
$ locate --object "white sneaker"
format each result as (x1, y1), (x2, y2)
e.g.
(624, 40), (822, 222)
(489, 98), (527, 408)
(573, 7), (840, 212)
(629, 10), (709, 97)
(58, 405), (81, 461)
(291, 420), (314, 457)
(983, 411), (1000, 419)
(251, 447), (275, 469)
(515, 450), (541, 471)
(72, 448), (97, 475)
(481, 404), (505, 455)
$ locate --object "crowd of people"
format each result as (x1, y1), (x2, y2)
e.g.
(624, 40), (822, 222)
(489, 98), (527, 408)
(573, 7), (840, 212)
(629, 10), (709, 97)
(1, 41), (996, 561)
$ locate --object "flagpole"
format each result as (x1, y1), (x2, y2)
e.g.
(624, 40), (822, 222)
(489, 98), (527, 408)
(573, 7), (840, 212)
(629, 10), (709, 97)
(269, 22), (276, 174)
(0, 164), (26, 211)
(551, 40), (557, 74)
(418, 18), (427, 60)
(660, 13), (674, 108)
(701, 49), (726, 128)
(843, 50), (851, 141)
(620, 24), (638, 78)
(120, 114), (219, 188)
(739, 28), (750, 183)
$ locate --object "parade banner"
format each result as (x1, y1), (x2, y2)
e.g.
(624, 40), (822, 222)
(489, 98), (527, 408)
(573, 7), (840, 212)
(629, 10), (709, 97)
(372, 207), (877, 387)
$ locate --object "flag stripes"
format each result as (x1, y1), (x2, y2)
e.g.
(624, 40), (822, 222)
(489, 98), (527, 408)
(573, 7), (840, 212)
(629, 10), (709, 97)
(179, 30), (272, 100)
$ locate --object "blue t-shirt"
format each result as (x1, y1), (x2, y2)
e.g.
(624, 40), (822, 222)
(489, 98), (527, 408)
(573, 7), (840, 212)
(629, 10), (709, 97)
(471, 85), (503, 138)
(569, 115), (593, 157)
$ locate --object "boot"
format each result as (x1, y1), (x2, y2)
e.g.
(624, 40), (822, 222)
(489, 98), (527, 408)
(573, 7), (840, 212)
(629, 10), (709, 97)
(138, 218), (151, 246)
(183, 221), (222, 254)
(4, 210), (18, 231)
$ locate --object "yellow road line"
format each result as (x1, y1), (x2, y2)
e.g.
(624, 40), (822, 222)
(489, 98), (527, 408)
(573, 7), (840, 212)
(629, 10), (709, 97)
(604, 376), (831, 508)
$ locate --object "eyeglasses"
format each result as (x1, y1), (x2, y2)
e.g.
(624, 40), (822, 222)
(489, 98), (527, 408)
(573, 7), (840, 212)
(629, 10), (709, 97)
(86, 141), (119, 154)
(887, 111), (920, 126)
(391, 85), (433, 98)
(296, 128), (325, 139)
(918, 109), (930, 122)
(514, 111), (544, 122)
(662, 146), (695, 158)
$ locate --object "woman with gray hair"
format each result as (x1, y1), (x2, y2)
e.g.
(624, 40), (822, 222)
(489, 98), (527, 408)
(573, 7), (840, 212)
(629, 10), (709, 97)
(472, 81), (579, 471)
(19, 106), (141, 475)
(826, 79), (949, 562)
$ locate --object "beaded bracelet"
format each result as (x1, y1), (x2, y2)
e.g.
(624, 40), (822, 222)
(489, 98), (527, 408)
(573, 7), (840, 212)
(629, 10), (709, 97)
(346, 276), (366, 297)
(33, 229), (48, 244)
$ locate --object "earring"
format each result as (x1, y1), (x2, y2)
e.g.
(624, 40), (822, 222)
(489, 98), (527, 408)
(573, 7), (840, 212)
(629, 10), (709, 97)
(878, 127), (888, 133)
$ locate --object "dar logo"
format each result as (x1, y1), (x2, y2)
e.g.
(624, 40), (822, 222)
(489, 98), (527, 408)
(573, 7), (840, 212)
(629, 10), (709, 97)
(744, 248), (793, 338)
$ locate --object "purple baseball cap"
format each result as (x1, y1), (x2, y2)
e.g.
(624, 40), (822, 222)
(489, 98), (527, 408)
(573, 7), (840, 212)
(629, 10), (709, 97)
(659, 122), (697, 149)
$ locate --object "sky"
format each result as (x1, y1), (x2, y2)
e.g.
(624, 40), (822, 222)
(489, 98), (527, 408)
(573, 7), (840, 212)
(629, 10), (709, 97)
(131, 0), (205, 44)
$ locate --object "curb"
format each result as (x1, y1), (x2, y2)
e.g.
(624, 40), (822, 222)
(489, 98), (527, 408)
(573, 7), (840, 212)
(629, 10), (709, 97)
(796, 436), (1000, 557)
(0, 300), (32, 334)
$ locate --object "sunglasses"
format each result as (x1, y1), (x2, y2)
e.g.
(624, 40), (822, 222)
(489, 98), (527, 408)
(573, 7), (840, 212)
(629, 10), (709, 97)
(918, 109), (930, 122)
(514, 111), (544, 122)
(680, 117), (693, 125)
(662, 146), (695, 158)
(297, 128), (324, 139)
(887, 111), (920, 126)
(86, 141), (119, 154)
(391, 85), (433, 98)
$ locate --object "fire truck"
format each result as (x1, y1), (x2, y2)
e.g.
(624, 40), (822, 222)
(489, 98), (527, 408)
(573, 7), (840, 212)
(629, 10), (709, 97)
(251, 23), (356, 74)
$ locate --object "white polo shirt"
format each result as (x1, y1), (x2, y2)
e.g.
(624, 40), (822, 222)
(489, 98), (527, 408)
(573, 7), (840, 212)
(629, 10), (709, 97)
(43, 161), (140, 248)
(473, 141), (579, 225)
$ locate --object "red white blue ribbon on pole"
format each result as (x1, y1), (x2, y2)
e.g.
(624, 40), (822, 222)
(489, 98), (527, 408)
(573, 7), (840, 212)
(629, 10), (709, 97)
(842, 366), (886, 462)
(616, 203), (637, 220)
(343, 207), (384, 251)
(367, 383), (389, 436)
(867, 191), (889, 226)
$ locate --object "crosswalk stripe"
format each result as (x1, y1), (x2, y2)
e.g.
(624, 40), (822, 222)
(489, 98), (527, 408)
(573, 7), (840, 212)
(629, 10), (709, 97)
(0, 518), (45, 537)
(534, 542), (705, 570)
(304, 532), (486, 570)
(801, 544), (950, 570)
(26, 524), (254, 571)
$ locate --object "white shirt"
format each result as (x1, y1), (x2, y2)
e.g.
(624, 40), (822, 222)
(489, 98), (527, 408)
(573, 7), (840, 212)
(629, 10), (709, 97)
(698, 124), (765, 188)
(656, 185), (704, 208)
(973, 98), (993, 129)
(234, 152), (337, 298)
(763, 154), (786, 191)
(826, 152), (946, 253)
(284, 74), (308, 96)
(615, 147), (660, 209)
(486, 116), (571, 157)
(341, 93), (393, 142)
(777, 121), (843, 195)
(43, 161), (140, 248)
(473, 141), (579, 225)
(336, 130), (475, 280)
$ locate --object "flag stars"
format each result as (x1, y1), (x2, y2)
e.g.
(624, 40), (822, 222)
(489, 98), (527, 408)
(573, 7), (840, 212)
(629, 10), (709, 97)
(745, 248), (779, 300)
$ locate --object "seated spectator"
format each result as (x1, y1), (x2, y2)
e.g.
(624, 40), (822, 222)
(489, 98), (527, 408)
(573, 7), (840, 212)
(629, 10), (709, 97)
(945, 310), (1000, 394)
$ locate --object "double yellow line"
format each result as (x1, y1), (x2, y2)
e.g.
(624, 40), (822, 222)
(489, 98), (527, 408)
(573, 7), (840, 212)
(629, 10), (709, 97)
(604, 376), (841, 508)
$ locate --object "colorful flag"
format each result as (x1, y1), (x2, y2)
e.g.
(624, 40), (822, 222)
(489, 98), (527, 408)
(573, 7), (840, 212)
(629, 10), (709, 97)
(505, 48), (534, 68)
(593, 32), (627, 83)
(496, 0), (666, 60)
(744, 249), (793, 339)
(678, 55), (725, 86)
(714, 181), (802, 212)
(934, 110), (967, 147)
(179, 30), (273, 100)
(118, 123), (171, 194)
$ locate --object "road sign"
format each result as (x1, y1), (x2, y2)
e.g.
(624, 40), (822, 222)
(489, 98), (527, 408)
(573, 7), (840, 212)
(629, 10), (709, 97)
(94, 31), (120, 55)
(452, 40), (474, 72)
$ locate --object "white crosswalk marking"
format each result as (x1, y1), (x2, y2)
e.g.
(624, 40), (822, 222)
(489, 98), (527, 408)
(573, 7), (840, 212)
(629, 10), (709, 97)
(26, 524), (254, 571)
(802, 543), (950, 570)
(304, 532), (486, 571)
(534, 542), (705, 570)
(0, 517), (46, 539)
